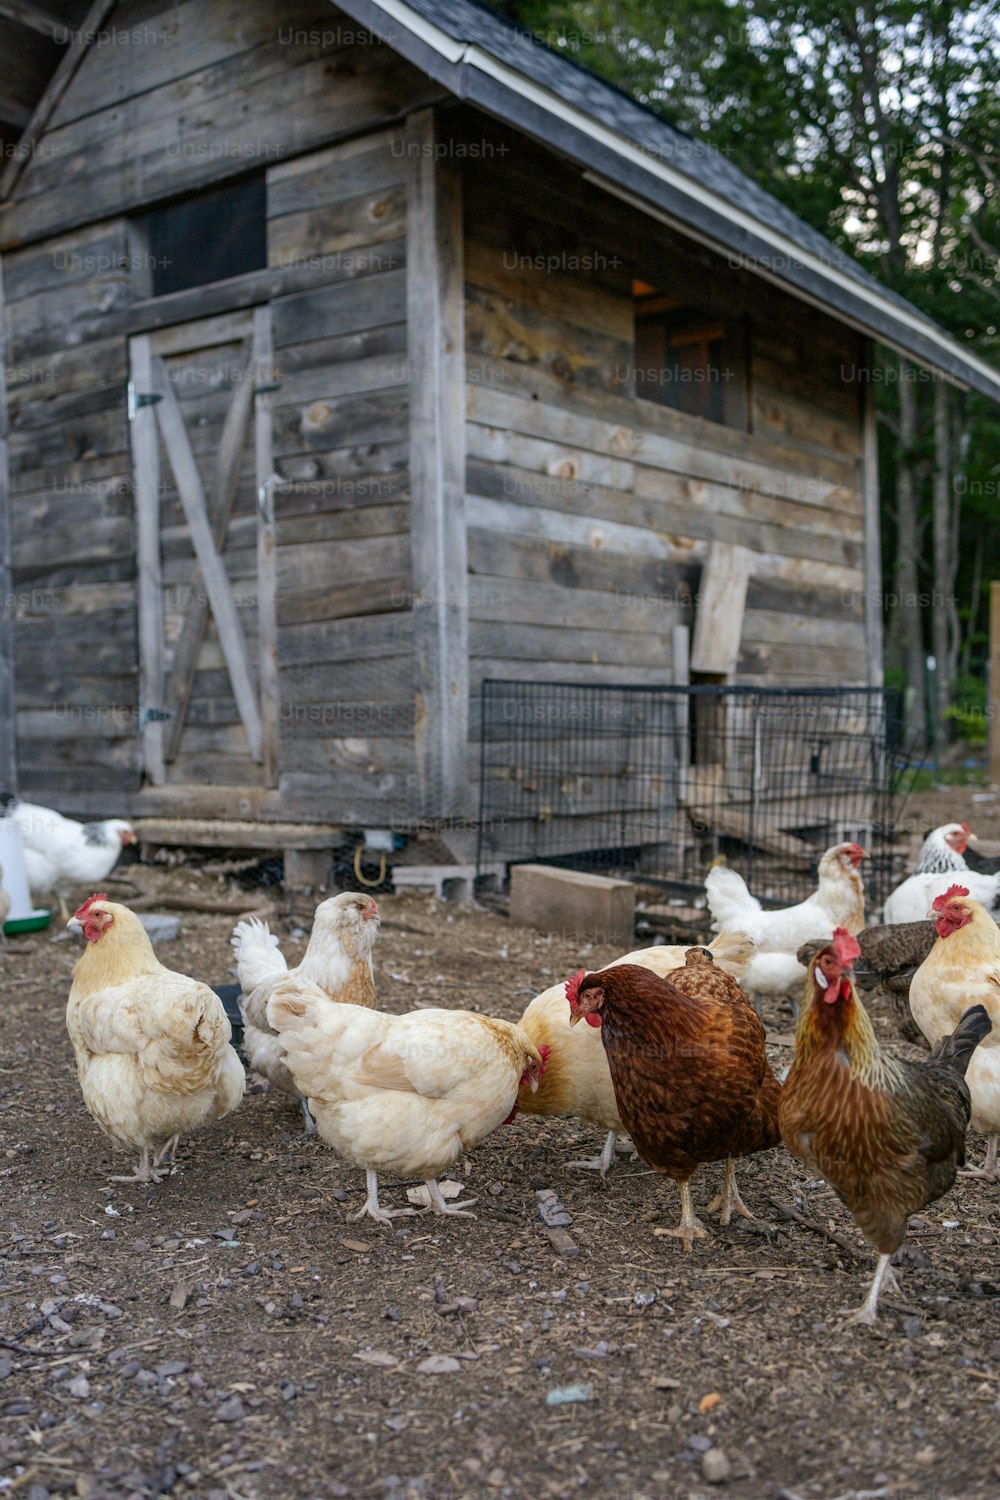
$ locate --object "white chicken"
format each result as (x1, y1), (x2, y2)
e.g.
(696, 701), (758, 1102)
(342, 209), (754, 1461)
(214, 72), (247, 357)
(908, 884), (1000, 1179)
(66, 895), (245, 1183)
(516, 929), (756, 1174)
(883, 826), (1000, 924)
(266, 979), (547, 1223)
(704, 842), (866, 1008)
(231, 892), (380, 1132)
(2, 795), (136, 919)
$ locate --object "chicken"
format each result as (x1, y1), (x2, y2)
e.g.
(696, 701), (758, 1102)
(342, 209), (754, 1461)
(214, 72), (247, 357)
(779, 928), (991, 1324)
(799, 921), (937, 1045)
(908, 885), (1000, 1179)
(266, 979), (547, 1223)
(910, 822), (974, 874)
(882, 835), (1000, 924)
(66, 895), (245, 1183)
(1, 794), (136, 920)
(231, 892), (379, 1131)
(704, 842), (866, 1007)
(517, 930), (756, 1175)
(567, 950), (781, 1248)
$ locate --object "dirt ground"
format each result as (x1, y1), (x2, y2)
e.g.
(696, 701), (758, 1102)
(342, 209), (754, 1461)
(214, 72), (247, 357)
(3, 792), (1000, 1500)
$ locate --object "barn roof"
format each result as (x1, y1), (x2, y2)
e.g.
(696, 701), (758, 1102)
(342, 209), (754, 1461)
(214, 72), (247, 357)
(339, 0), (1000, 404)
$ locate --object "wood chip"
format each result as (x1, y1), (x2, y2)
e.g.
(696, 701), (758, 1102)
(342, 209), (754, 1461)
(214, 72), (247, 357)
(544, 1227), (580, 1257)
(168, 1285), (188, 1311)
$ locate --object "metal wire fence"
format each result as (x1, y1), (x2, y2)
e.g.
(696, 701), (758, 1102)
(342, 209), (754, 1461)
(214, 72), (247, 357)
(476, 680), (907, 916)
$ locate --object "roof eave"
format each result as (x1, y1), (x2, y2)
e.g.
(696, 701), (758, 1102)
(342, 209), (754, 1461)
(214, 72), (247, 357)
(339, 0), (1000, 406)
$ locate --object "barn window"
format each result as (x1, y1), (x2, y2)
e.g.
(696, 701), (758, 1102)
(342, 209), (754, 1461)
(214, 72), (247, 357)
(632, 280), (749, 429)
(132, 176), (267, 297)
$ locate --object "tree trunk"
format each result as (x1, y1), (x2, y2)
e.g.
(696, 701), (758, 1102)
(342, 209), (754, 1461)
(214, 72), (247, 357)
(894, 357), (927, 743)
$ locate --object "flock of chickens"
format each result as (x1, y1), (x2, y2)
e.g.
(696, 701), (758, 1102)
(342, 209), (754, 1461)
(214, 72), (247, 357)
(46, 816), (1000, 1330)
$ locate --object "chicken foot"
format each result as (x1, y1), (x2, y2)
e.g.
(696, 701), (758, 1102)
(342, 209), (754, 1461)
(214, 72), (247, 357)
(423, 1179), (478, 1218)
(110, 1145), (168, 1185)
(298, 1096), (317, 1137)
(706, 1158), (755, 1225)
(153, 1134), (181, 1171)
(353, 1169), (418, 1226)
(653, 1179), (708, 1251)
(959, 1133), (999, 1181)
(565, 1130), (619, 1177)
(842, 1253), (901, 1326)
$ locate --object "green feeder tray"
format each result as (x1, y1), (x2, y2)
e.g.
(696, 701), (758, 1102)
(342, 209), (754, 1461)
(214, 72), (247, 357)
(4, 909), (52, 936)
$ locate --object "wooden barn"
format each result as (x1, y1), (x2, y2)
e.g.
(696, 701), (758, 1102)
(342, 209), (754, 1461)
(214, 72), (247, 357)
(1, 0), (998, 874)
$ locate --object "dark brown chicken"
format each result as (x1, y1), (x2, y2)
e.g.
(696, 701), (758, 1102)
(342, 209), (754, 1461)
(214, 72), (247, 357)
(780, 928), (991, 1323)
(798, 921), (937, 1044)
(567, 949), (781, 1248)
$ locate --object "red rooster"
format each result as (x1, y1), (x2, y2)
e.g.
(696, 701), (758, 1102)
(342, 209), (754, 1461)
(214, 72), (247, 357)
(780, 928), (991, 1323)
(567, 949), (781, 1248)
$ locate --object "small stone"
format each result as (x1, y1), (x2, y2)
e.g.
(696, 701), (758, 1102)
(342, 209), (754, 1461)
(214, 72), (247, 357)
(545, 1383), (591, 1406)
(689, 1434), (713, 1452)
(156, 1360), (189, 1378)
(702, 1448), (731, 1484)
(216, 1397), (246, 1422)
(66, 1375), (91, 1399)
(417, 1355), (461, 1374)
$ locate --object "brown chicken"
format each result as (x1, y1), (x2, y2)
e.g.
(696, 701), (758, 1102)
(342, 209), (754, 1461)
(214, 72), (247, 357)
(799, 921), (937, 1045)
(780, 928), (991, 1323)
(567, 949), (782, 1248)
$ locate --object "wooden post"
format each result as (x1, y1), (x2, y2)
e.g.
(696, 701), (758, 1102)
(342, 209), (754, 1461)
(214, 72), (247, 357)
(406, 107), (469, 818)
(254, 306), (280, 788)
(129, 333), (166, 784)
(0, 257), (15, 792)
(861, 348), (884, 687)
(990, 581), (1000, 786)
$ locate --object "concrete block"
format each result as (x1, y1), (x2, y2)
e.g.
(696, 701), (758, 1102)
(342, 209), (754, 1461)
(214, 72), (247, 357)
(137, 913), (181, 944)
(283, 848), (332, 892)
(509, 864), (635, 947)
(391, 864), (476, 903)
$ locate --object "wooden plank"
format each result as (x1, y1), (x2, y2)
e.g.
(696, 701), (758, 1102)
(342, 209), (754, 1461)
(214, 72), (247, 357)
(254, 305), (280, 787)
(406, 107), (467, 818)
(160, 338), (255, 763)
(129, 334), (165, 785)
(861, 348), (884, 686)
(151, 355), (262, 762)
(133, 817), (345, 850)
(0, 0), (116, 200)
(0, 257), (15, 789)
(690, 543), (752, 677)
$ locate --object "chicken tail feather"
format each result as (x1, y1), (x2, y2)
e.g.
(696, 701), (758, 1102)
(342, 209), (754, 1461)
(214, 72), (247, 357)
(929, 1004), (992, 1077)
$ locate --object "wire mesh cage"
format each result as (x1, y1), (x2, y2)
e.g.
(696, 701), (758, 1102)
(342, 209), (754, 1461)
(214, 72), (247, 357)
(476, 680), (906, 914)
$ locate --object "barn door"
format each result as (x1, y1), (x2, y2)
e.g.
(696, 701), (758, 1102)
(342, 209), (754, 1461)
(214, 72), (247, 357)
(128, 308), (279, 789)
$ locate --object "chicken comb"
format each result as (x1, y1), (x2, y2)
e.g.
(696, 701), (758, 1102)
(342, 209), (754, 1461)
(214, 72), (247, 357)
(565, 969), (588, 1008)
(932, 884), (969, 911)
(831, 928), (861, 967)
(73, 893), (108, 921)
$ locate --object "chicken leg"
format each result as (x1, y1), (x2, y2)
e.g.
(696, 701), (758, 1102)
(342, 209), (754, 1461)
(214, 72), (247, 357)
(353, 1169), (417, 1226)
(842, 1253), (901, 1326)
(153, 1134), (181, 1171)
(565, 1130), (619, 1176)
(299, 1096), (317, 1136)
(960, 1133), (999, 1181)
(423, 1178), (478, 1218)
(653, 1179), (708, 1251)
(110, 1146), (168, 1185)
(706, 1159), (755, 1225)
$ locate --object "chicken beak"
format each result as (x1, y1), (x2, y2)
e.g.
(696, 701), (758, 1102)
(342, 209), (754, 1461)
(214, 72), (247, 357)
(529, 1074), (540, 1094)
(567, 1010), (582, 1028)
(66, 917), (83, 933)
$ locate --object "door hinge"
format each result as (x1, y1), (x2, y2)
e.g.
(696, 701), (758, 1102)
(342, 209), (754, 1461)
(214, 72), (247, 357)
(127, 381), (164, 421)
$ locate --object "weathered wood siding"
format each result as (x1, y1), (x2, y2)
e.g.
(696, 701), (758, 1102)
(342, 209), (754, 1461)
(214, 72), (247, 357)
(5, 217), (137, 793)
(1, 3), (431, 815)
(462, 130), (868, 709)
(268, 126), (416, 822)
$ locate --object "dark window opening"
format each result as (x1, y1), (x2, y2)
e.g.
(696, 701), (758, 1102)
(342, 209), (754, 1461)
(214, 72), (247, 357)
(133, 176), (267, 297)
(633, 280), (750, 429)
